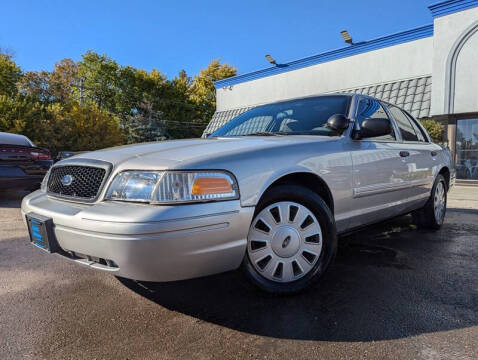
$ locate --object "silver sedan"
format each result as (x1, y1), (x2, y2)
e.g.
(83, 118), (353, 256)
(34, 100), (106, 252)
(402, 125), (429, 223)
(21, 94), (455, 293)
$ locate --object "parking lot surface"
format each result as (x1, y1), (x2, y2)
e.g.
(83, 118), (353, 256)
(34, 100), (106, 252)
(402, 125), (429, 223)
(0, 188), (477, 359)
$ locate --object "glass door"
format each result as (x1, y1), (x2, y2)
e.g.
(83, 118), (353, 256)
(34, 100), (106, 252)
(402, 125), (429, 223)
(455, 118), (478, 180)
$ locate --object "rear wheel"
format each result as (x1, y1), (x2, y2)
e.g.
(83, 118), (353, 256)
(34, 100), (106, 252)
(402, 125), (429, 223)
(413, 174), (447, 230)
(242, 185), (337, 294)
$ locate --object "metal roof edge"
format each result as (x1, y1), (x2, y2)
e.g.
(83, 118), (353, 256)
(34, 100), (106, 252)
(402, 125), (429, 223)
(214, 24), (433, 89)
(428, 0), (478, 18)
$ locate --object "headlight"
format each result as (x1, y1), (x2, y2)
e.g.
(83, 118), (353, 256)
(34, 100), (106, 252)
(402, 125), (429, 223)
(105, 171), (239, 204)
(41, 168), (51, 192)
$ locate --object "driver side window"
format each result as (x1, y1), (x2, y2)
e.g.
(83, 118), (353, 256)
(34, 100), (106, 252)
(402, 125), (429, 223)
(356, 98), (395, 141)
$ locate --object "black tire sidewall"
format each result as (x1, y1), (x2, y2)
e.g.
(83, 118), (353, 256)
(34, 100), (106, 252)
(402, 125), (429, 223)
(416, 174), (447, 230)
(431, 175), (447, 226)
(242, 184), (337, 294)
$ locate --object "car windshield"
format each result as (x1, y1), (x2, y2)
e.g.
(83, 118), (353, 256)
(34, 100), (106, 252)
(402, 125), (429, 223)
(210, 95), (351, 137)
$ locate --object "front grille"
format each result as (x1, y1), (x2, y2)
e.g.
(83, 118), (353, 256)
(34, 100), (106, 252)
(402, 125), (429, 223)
(47, 165), (107, 200)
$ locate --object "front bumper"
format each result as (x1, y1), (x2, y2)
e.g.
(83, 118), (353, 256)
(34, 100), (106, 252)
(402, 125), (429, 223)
(21, 191), (255, 281)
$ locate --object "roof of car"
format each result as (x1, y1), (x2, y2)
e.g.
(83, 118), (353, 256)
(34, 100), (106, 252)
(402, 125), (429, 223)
(0, 132), (33, 146)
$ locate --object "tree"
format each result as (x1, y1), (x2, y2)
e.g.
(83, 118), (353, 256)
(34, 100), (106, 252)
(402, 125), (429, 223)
(16, 59), (79, 105)
(63, 103), (124, 151)
(420, 119), (445, 143)
(0, 53), (22, 97)
(77, 51), (120, 111)
(125, 101), (168, 144)
(49, 59), (78, 102)
(0, 49), (238, 151)
(190, 59), (236, 123)
(17, 70), (52, 102)
(0, 94), (38, 134)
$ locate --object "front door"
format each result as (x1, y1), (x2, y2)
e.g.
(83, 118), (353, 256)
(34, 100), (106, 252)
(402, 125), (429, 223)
(347, 98), (411, 229)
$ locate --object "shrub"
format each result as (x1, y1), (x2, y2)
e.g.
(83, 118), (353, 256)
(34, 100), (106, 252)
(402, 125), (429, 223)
(420, 119), (445, 143)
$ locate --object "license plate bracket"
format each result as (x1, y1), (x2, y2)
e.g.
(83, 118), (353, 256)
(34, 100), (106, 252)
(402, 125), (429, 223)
(26, 213), (60, 253)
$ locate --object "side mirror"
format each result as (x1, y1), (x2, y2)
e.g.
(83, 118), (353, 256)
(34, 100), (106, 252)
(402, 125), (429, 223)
(326, 114), (350, 134)
(357, 118), (391, 139)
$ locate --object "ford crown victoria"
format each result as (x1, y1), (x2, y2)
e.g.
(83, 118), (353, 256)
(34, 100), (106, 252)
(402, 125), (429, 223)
(21, 94), (454, 293)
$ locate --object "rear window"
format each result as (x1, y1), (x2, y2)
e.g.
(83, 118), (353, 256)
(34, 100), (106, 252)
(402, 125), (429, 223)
(404, 112), (427, 142)
(388, 106), (422, 142)
(0, 133), (33, 146)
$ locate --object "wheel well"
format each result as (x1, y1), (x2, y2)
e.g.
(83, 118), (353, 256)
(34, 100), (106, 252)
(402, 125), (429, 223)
(439, 167), (450, 190)
(264, 172), (334, 213)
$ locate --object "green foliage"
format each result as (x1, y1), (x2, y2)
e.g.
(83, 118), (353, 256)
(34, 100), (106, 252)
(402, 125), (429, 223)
(125, 101), (167, 144)
(49, 59), (78, 102)
(17, 70), (52, 102)
(420, 119), (445, 143)
(190, 59), (237, 123)
(0, 54), (22, 97)
(0, 95), (123, 154)
(0, 49), (237, 153)
(78, 51), (120, 111)
(0, 94), (38, 134)
(59, 103), (124, 152)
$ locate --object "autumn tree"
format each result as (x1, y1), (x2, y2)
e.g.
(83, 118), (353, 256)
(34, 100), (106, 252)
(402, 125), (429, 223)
(49, 59), (78, 102)
(190, 59), (236, 123)
(62, 103), (124, 151)
(0, 50), (238, 151)
(17, 70), (52, 102)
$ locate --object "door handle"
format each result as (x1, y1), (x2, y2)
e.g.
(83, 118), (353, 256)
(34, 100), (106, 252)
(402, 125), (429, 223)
(399, 151), (410, 157)
(431, 151), (437, 157)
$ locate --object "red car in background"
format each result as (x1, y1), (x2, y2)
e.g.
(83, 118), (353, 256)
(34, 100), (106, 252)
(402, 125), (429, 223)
(0, 132), (53, 191)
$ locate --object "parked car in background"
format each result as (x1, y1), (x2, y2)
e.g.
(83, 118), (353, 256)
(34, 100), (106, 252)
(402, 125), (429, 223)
(56, 151), (87, 162)
(0, 132), (53, 191)
(21, 94), (454, 293)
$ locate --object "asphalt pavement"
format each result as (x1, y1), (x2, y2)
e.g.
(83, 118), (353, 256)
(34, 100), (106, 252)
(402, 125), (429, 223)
(0, 187), (477, 359)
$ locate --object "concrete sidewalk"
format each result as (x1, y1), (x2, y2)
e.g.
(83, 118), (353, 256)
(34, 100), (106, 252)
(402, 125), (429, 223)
(448, 185), (478, 210)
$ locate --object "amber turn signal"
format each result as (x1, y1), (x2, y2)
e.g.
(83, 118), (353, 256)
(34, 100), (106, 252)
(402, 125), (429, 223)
(191, 176), (232, 195)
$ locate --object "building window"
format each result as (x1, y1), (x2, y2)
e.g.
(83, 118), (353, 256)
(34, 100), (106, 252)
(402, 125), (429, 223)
(455, 118), (478, 180)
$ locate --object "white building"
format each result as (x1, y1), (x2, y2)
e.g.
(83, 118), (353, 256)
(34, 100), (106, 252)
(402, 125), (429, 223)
(206, 0), (478, 182)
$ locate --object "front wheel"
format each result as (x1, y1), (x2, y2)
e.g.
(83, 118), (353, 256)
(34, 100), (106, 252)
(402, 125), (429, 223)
(242, 185), (337, 294)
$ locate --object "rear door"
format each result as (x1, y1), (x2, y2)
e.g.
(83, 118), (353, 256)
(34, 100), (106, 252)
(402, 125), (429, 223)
(386, 105), (435, 199)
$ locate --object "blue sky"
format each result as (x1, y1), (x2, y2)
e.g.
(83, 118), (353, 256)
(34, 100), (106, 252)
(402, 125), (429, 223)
(1, 0), (435, 78)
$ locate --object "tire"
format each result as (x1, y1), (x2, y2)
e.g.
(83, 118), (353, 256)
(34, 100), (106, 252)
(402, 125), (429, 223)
(242, 184), (337, 294)
(413, 174), (447, 230)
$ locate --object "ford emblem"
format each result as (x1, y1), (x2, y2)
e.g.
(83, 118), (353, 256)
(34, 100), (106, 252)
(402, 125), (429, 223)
(61, 174), (74, 186)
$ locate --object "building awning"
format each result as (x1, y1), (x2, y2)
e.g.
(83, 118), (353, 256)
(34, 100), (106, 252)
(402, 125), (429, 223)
(338, 76), (431, 119)
(204, 76), (431, 136)
(203, 106), (253, 136)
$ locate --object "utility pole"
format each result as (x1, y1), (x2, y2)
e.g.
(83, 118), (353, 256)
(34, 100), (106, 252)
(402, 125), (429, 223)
(79, 77), (85, 105)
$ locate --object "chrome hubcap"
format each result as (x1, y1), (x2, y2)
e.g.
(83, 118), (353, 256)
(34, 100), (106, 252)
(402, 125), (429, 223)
(434, 181), (446, 224)
(247, 201), (323, 283)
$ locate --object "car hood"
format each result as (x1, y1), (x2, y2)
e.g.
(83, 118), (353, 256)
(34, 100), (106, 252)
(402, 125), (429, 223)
(70, 136), (338, 170)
